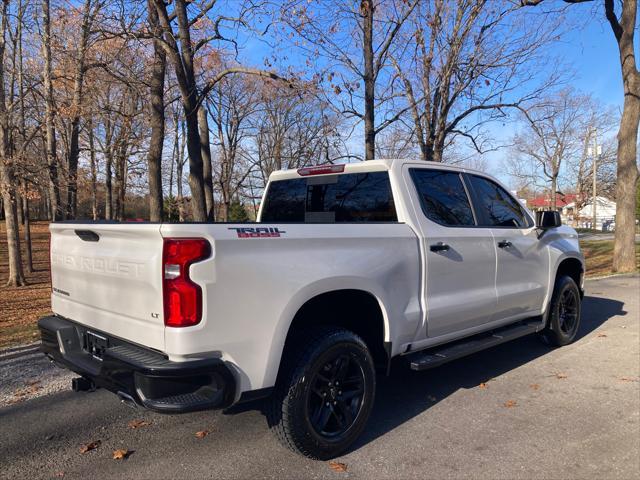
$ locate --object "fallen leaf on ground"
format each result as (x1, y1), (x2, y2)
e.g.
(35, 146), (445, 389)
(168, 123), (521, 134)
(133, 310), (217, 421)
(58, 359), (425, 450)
(328, 461), (347, 472)
(597, 333), (607, 338)
(195, 430), (209, 439)
(79, 440), (101, 453)
(112, 449), (131, 460)
(479, 383), (488, 389)
(503, 400), (517, 408)
(555, 373), (568, 379)
(529, 384), (540, 391)
(128, 419), (152, 429)
(619, 376), (639, 383)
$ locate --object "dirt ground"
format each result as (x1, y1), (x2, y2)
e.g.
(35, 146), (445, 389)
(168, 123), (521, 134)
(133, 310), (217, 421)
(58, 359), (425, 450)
(0, 222), (52, 348)
(0, 222), (638, 349)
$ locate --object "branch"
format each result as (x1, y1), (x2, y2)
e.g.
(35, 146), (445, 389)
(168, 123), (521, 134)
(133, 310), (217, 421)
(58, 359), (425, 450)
(199, 67), (293, 102)
(604, 0), (623, 41)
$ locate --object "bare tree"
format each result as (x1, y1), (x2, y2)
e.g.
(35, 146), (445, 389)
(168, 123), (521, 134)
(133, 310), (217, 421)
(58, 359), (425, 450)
(391, 0), (561, 162)
(252, 82), (342, 185)
(65, 0), (101, 219)
(150, 0), (289, 221)
(509, 90), (588, 209)
(208, 76), (259, 221)
(283, 0), (419, 160)
(523, 0), (639, 273)
(145, 0), (165, 222)
(42, 0), (61, 220)
(0, 0), (26, 286)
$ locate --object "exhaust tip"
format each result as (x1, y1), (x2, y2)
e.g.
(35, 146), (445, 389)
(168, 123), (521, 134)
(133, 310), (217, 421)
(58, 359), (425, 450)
(117, 391), (138, 409)
(71, 377), (95, 392)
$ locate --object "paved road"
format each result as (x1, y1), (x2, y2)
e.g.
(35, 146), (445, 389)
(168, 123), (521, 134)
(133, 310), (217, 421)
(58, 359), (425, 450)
(1, 275), (638, 480)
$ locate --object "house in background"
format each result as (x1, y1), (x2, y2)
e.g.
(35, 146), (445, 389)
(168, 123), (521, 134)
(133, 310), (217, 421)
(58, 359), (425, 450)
(565, 196), (617, 231)
(525, 193), (616, 230)
(526, 193), (577, 215)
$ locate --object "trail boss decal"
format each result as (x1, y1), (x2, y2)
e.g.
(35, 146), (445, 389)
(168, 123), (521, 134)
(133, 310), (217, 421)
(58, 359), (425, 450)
(228, 227), (286, 238)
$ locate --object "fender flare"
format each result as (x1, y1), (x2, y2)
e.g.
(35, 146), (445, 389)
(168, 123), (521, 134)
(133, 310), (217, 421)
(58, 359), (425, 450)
(261, 277), (391, 388)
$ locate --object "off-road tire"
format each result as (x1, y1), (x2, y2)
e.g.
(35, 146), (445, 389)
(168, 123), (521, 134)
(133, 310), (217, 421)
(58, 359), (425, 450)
(266, 326), (376, 460)
(539, 275), (582, 347)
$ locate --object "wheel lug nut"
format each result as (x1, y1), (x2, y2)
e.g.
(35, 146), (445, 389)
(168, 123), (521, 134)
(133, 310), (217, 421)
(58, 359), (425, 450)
(338, 391), (342, 394)
(333, 401), (337, 405)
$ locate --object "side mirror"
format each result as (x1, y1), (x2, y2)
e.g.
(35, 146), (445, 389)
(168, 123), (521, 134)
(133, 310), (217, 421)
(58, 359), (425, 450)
(536, 210), (562, 229)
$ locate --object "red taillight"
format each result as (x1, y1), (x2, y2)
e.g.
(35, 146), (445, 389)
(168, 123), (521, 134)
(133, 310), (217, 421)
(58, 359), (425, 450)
(162, 238), (211, 328)
(297, 164), (345, 176)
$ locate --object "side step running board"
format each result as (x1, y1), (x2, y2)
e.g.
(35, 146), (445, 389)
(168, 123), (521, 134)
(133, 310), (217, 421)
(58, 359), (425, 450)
(408, 322), (540, 371)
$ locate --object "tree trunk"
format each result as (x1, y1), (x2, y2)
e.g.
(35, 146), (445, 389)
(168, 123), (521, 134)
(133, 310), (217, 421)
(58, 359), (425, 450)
(88, 119), (98, 219)
(16, 188), (23, 225)
(609, 0), (639, 273)
(66, 0), (94, 220)
(176, 119), (186, 222)
(176, 155), (185, 222)
(0, 0), (25, 287)
(0, 170), (25, 286)
(21, 178), (33, 273)
(198, 105), (215, 221)
(42, 0), (61, 221)
(146, 0), (166, 222)
(153, 0), (207, 221)
(613, 86), (639, 272)
(221, 201), (230, 222)
(362, 0), (375, 160)
(105, 150), (113, 220)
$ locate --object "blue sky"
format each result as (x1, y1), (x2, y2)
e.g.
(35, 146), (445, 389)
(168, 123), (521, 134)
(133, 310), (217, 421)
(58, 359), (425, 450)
(558, 16), (626, 109)
(228, 4), (634, 188)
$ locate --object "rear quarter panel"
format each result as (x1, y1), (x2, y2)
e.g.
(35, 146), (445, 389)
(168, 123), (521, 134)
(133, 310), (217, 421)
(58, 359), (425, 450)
(160, 223), (421, 395)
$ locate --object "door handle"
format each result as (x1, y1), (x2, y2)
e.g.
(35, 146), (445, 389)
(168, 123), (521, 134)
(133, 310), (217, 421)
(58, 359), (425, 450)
(430, 242), (450, 252)
(498, 240), (512, 249)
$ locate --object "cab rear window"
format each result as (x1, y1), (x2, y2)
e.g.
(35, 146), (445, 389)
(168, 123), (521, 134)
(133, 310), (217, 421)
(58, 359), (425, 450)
(260, 172), (397, 223)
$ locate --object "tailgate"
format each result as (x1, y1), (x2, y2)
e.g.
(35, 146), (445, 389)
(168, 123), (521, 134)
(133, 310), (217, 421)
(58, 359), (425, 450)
(49, 223), (165, 351)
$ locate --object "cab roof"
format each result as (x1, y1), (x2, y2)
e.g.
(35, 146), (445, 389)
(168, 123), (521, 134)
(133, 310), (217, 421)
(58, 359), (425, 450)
(268, 158), (480, 182)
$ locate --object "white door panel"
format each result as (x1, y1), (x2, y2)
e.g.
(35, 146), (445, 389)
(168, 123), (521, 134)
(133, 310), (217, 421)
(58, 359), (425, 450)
(402, 165), (498, 340)
(425, 229), (497, 337)
(493, 228), (548, 319)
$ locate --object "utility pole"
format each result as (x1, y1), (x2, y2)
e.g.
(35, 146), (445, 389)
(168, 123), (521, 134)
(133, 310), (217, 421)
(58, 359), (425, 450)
(588, 129), (602, 231)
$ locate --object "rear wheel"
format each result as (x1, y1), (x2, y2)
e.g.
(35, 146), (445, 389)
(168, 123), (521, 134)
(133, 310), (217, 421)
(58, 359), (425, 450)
(540, 275), (581, 346)
(267, 327), (376, 459)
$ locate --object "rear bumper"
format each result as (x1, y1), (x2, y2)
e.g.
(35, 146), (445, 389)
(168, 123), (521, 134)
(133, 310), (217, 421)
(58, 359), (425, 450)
(38, 315), (235, 413)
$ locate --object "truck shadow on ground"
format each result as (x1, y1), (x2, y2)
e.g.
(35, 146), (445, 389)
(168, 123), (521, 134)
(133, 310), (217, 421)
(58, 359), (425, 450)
(350, 294), (626, 452)
(229, 294), (626, 453)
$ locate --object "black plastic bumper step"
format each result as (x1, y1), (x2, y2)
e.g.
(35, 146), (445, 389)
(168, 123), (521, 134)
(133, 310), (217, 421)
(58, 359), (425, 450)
(409, 322), (540, 371)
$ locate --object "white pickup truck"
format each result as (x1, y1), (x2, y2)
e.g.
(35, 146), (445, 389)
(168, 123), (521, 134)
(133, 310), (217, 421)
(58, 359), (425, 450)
(39, 159), (584, 459)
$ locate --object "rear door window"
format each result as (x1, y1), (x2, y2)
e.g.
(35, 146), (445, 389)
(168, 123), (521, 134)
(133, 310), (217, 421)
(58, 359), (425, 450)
(261, 171), (397, 223)
(410, 169), (476, 227)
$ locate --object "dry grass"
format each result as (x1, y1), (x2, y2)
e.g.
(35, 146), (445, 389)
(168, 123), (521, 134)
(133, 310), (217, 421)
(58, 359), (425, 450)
(0, 222), (638, 349)
(581, 240), (640, 278)
(0, 222), (52, 348)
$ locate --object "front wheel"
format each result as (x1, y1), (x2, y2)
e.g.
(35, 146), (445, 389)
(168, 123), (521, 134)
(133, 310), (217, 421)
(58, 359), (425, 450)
(540, 275), (582, 347)
(267, 327), (376, 459)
